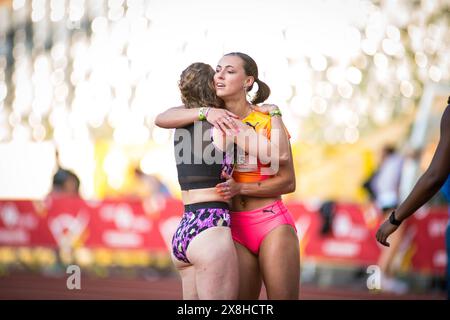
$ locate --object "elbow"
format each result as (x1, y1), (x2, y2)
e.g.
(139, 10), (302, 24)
(154, 115), (168, 128)
(427, 170), (448, 188)
(278, 153), (290, 165)
(286, 178), (296, 194)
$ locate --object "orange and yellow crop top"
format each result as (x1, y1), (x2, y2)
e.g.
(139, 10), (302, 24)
(232, 111), (290, 183)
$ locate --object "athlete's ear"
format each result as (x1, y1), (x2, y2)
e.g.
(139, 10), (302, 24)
(244, 76), (254, 89)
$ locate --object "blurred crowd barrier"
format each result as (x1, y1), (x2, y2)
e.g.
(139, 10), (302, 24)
(0, 196), (447, 276)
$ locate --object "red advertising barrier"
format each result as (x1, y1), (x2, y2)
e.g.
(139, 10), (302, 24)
(287, 202), (381, 266)
(0, 197), (447, 275)
(407, 207), (448, 275)
(0, 200), (54, 247)
(0, 196), (184, 252)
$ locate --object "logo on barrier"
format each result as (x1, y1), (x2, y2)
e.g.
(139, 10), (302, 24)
(48, 211), (90, 248)
(0, 203), (38, 245)
(100, 204), (152, 248)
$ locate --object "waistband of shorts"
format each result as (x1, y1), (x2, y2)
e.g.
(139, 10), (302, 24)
(231, 200), (286, 215)
(184, 201), (230, 212)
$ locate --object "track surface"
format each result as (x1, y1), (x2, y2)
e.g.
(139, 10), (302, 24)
(0, 272), (445, 300)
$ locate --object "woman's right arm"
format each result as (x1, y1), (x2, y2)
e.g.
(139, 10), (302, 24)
(155, 106), (240, 132)
(154, 106), (201, 128)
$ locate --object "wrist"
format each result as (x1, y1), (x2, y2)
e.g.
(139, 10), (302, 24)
(238, 182), (248, 196)
(269, 108), (282, 118)
(389, 210), (402, 226)
(198, 107), (209, 121)
(204, 107), (211, 119)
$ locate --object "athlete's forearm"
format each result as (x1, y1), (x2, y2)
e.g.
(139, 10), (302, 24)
(239, 146), (296, 197)
(239, 173), (295, 197)
(234, 129), (275, 159)
(234, 116), (290, 164)
(395, 169), (447, 221)
(270, 116), (290, 163)
(155, 106), (198, 128)
(396, 105), (450, 221)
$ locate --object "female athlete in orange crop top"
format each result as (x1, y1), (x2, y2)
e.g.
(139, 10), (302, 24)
(156, 52), (300, 300)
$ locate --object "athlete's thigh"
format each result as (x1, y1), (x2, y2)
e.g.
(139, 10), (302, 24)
(259, 225), (300, 299)
(234, 241), (262, 299)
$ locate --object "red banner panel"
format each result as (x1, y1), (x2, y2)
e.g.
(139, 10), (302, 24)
(0, 200), (54, 246)
(287, 202), (381, 266)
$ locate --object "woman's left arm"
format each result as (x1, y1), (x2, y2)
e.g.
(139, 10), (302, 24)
(216, 141), (296, 199)
(252, 104), (290, 164)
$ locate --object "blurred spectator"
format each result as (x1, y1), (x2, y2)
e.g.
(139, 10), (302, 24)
(318, 200), (335, 236)
(52, 168), (80, 196)
(399, 146), (422, 203)
(133, 168), (171, 216)
(371, 146), (404, 214)
(51, 150), (80, 197)
(362, 172), (377, 203)
(47, 150), (82, 269)
(371, 146), (408, 294)
(134, 168), (171, 197)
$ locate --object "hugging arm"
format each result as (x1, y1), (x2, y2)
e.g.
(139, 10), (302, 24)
(155, 106), (239, 133)
(154, 106), (201, 128)
(216, 141), (296, 199)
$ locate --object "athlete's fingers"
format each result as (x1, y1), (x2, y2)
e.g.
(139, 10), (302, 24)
(216, 190), (226, 197)
(216, 119), (227, 133)
(225, 110), (239, 118)
(220, 117), (238, 134)
(378, 233), (390, 247)
(219, 119), (234, 136)
(215, 186), (228, 194)
(216, 182), (227, 189)
(376, 230), (382, 243)
(216, 182), (228, 189)
(382, 235), (390, 247)
(222, 172), (231, 180)
(223, 115), (240, 132)
(212, 121), (226, 134)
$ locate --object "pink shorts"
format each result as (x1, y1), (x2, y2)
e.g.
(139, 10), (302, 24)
(231, 200), (297, 255)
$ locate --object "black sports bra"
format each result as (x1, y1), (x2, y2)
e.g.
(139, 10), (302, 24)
(174, 121), (234, 191)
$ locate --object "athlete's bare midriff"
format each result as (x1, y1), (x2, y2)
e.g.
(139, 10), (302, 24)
(182, 187), (281, 211)
(232, 194), (282, 212)
(182, 188), (231, 206)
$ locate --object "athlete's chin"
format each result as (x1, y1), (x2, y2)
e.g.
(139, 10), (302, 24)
(216, 90), (238, 99)
(215, 91), (228, 98)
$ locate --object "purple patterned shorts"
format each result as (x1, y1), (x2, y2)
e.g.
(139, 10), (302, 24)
(172, 202), (231, 263)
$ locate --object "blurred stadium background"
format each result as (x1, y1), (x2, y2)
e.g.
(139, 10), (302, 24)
(0, 0), (449, 299)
